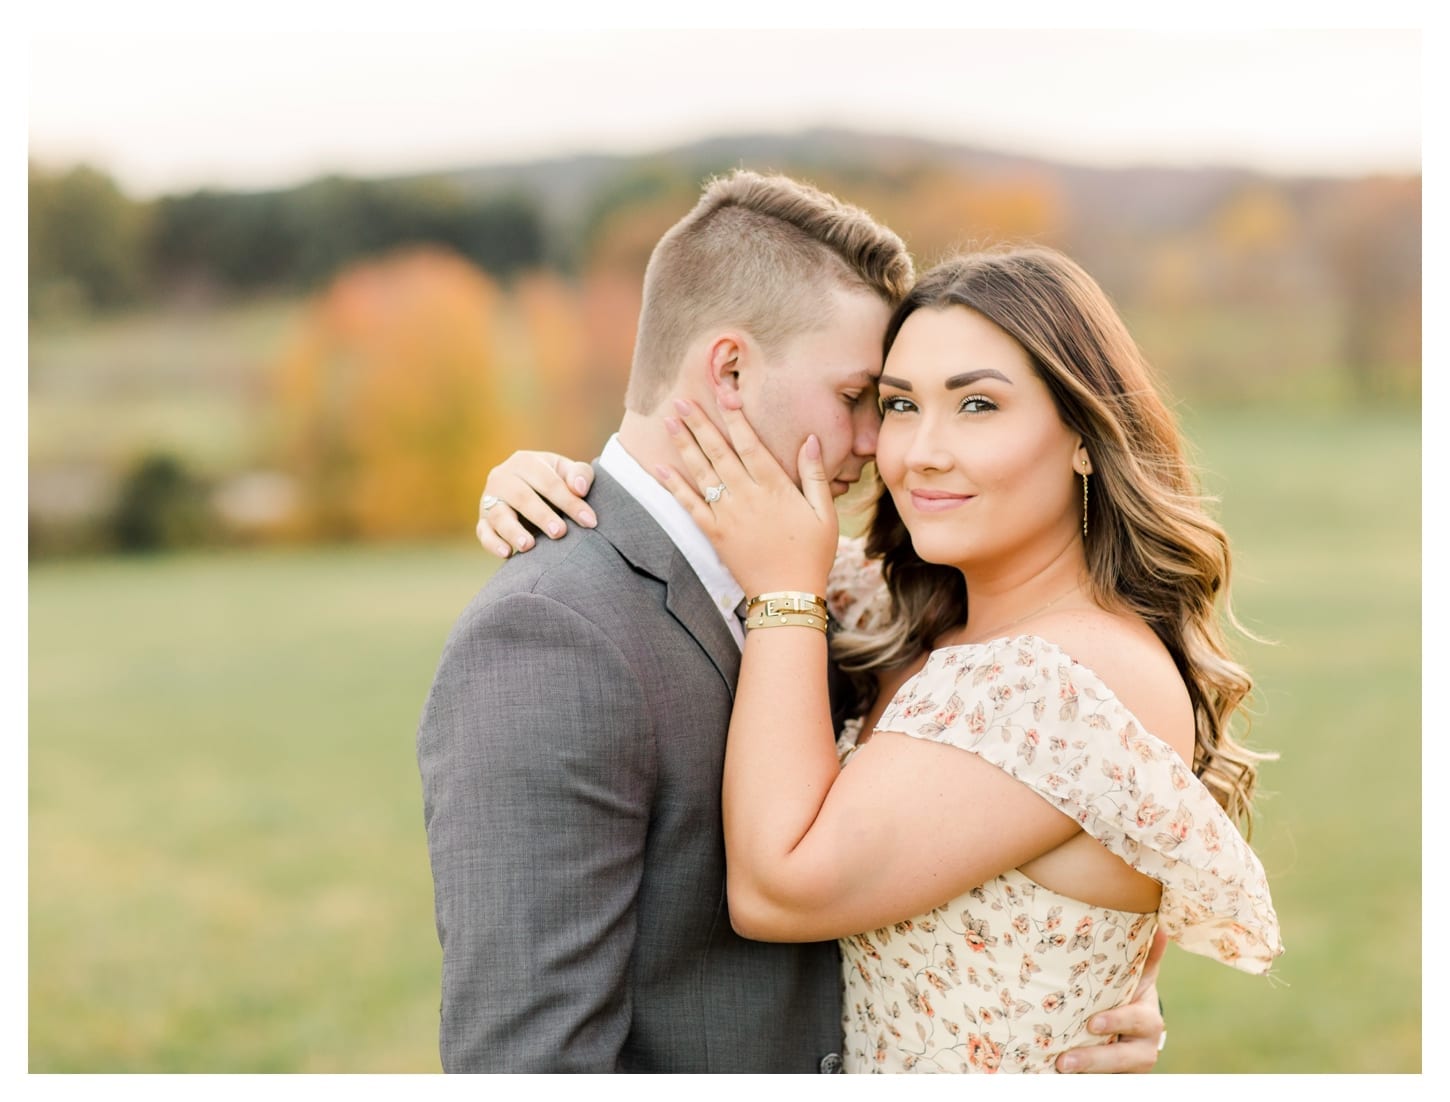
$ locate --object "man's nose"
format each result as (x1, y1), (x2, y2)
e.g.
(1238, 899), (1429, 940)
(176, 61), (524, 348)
(854, 404), (881, 458)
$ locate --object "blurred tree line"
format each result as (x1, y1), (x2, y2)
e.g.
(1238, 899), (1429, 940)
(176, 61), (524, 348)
(29, 162), (546, 312)
(28, 138), (1421, 554)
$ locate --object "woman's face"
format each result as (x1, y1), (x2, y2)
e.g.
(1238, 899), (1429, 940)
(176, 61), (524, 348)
(874, 305), (1086, 576)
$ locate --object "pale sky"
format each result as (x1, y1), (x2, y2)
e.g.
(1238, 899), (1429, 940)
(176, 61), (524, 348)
(28, 26), (1422, 197)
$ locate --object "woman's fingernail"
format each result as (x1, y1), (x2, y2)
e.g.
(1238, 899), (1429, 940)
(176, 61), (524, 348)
(548, 523), (565, 538)
(654, 465), (671, 482)
(517, 537), (532, 551)
(1059, 1054), (1080, 1073)
(664, 417), (681, 434)
(806, 434), (821, 458)
(673, 398), (691, 415)
(572, 477), (589, 495)
(1089, 1016), (1108, 1033)
(496, 543), (512, 558)
(578, 509), (596, 526)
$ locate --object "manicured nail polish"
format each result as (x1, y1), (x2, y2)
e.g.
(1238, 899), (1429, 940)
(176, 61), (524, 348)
(664, 417), (681, 434)
(517, 537), (532, 550)
(1089, 1016), (1108, 1033)
(578, 509), (596, 526)
(572, 477), (589, 495)
(673, 398), (691, 415)
(548, 523), (564, 538)
(654, 465), (671, 482)
(1059, 1054), (1080, 1073)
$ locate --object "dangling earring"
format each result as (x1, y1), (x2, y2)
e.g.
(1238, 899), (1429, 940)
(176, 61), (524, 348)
(1080, 465), (1090, 538)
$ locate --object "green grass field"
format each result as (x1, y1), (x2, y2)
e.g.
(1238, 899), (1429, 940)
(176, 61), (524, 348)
(29, 405), (1420, 1072)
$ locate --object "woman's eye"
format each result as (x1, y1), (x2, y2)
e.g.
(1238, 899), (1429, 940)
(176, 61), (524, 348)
(961, 395), (998, 414)
(879, 395), (915, 415)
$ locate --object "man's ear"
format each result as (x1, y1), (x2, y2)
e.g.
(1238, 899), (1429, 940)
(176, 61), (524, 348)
(705, 335), (746, 402)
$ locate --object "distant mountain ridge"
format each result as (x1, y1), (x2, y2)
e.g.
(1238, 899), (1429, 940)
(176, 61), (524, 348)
(394, 125), (1392, 236)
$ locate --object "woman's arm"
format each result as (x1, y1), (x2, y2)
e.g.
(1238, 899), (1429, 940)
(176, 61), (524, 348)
(659, 399), (1082, 942)
(726, 728), (1083, 942)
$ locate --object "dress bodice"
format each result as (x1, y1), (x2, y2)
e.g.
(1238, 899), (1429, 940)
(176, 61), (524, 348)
(825, 543), (1282, 1072)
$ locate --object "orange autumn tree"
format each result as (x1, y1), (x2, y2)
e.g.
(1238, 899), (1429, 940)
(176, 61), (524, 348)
(506, 198), (660, 461)
(511, 272), (594, 457)
(277, 246), (519, 540)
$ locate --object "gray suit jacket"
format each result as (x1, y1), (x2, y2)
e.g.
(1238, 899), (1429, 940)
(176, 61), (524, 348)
(417, 466), (842, 1072)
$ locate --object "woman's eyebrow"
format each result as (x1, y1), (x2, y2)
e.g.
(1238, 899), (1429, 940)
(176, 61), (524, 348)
(878, 368), (1013, 391)
(945, 369), (1013, 390)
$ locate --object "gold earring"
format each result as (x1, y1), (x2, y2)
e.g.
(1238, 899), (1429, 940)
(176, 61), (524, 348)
(1080, 467), (1089, 538)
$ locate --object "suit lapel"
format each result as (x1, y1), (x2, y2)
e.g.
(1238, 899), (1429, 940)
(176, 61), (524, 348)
(587, 465), (742, 698)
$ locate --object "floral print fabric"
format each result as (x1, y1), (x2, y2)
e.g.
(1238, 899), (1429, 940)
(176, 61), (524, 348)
(839, 869), (1156, 1072)
(830, 606), (1282, 1071)
(826, 535), (888, 634)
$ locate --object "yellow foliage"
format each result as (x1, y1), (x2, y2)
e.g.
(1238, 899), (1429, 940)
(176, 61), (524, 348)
(276, 247), (517, 540)
(1214, 187), (1296, 253)
(1142, 239), (1206, 308)
(514, 272), (592, 453)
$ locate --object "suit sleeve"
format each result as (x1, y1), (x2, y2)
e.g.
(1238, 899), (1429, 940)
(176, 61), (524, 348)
(417, 589), (655, 1071)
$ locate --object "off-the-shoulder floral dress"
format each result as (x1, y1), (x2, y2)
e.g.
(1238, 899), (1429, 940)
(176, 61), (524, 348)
(823, 538), (1283, 1074)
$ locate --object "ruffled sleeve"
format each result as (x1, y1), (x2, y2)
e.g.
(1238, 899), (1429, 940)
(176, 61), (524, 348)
(826, 535), (888, 633)
(874, 635), (1284, 976)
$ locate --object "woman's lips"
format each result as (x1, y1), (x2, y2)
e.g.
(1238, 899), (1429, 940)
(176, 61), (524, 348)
(909, 489), (975, 512)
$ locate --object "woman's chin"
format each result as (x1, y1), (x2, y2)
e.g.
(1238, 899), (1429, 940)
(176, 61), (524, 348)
(904, 535), (967, 569)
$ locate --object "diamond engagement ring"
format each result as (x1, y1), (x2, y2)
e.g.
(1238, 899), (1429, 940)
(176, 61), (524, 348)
(481, 495), (503, 512)
(704, 483), (727, 504)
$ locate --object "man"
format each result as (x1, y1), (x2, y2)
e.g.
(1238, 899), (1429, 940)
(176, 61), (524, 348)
(419, 171), (1165, 1072)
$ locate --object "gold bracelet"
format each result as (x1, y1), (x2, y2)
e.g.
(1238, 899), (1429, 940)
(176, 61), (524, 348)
(745, 591), (830, 620)
(744, 609), (828, 633)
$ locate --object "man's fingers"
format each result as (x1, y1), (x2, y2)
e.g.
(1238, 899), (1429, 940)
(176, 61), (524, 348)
(1056, 1035), (1160, 1074)
(1088, 997), (1163, 1043)
(1055, 975), (1165, 1073)
(1131, 931), (1169, 999)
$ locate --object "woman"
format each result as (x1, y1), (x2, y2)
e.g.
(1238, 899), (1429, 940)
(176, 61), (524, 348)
(482, 246), (1281, 1072)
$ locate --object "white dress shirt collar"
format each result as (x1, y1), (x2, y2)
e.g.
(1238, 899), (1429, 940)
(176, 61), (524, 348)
(599, 434), (746, 649)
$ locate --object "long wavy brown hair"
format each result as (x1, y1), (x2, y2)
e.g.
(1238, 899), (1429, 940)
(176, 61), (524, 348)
(833, 246), (1273, 830)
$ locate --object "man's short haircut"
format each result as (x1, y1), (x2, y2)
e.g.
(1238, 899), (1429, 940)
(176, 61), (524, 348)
(624, 171), (915, 412)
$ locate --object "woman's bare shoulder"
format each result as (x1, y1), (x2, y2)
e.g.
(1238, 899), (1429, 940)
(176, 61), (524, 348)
(1029, 608), (1195, 760)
